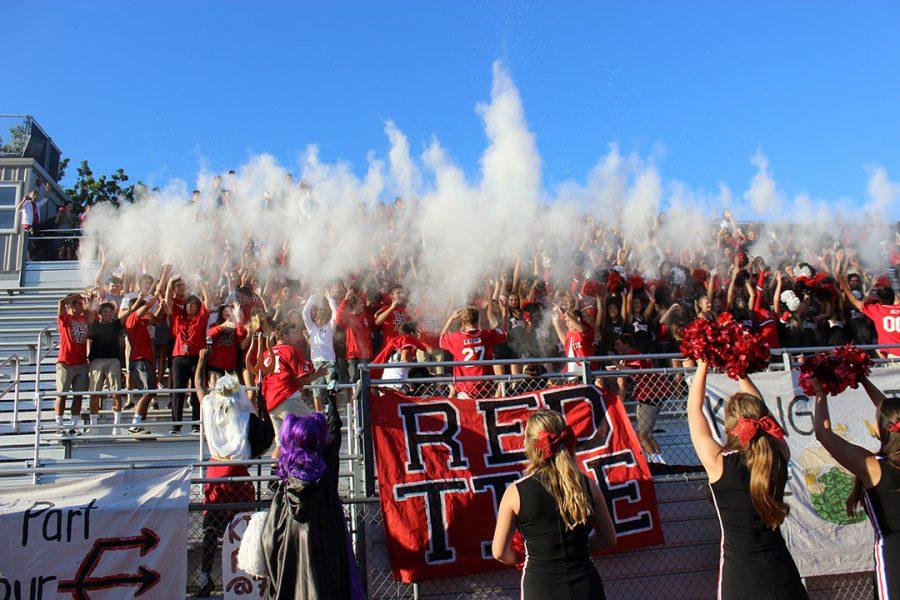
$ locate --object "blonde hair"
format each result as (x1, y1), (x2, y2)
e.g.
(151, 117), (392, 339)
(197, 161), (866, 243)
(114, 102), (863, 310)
(723, 393), (789, 529)
(524, 409), (592, 530)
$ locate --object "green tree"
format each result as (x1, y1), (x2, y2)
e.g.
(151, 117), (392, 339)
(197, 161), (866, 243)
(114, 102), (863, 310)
(0, 125), (27, 155)
(63, 159), (137, 208)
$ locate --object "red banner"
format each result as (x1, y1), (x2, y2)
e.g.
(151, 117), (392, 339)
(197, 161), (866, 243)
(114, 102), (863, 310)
(371, 384), (664, 583)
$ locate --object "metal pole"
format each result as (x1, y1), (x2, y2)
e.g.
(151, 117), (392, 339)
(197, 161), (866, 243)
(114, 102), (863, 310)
(32, 390), (42, 485)
(11, 357), (21, 433)
(580, 358), (592, 386)
(355, 369), (372, 597)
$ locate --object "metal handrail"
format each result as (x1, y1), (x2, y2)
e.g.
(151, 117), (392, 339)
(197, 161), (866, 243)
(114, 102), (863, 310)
(0, 355), (22, 432)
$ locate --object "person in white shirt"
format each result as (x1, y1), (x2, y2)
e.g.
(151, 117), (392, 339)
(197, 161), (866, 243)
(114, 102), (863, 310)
(16, 189), (48, 259)
(302, 291), (339, 411)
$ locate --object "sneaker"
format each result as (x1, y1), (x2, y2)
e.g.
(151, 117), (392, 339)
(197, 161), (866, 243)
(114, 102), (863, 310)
(650, 453), (668, 465)
(150, 399), (160, 410)
(70, 428), (83, 436)
(56, 428), (69, 436)
(194, 582), (215, 599)
(122, 400), (135, 410)
(191, 425), (200, 435)
(128, 425), (145, 434)
(111, 427), (122, 436)
(169, 428), (181, 435)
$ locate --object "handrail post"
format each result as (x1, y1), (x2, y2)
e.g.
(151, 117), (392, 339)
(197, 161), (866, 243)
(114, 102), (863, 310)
(580, 358), (592, 386)
(10, 357), (21, 433)
(782, 349), (792, 372)
(355, 368), (372, 597)
(32, 390), (43, 484)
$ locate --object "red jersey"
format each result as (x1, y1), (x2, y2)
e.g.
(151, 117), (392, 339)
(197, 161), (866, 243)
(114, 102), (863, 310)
(125, 312), (154, 362)
(207, 323), (247, 370)
(171, 303), (210, 357)
(379, 305), (409, 342)
(439, 328), (508, 398)
(261, 344), (312, 411)
(752, 307), (781, 350)
(336, 300), (374, 360)
(863, 302), (900, 356)
(564, 327), (595, 373)
(57, 314), (89, 366)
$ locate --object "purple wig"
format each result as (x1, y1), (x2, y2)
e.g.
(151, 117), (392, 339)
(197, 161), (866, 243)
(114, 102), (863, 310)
(275, 412), (330, 482)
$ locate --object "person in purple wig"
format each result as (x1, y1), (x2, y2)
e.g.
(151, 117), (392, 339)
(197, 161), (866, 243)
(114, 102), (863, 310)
(261, 390), (364, 599)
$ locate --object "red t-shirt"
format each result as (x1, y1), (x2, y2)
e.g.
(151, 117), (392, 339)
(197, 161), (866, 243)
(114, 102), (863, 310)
(261, 344), (312, 411)
(752, 307), (781, 351)
(125, 312), (154, 362)
(862, 302), (900, 356)
(439, 328), (508, 398)
(379, 305), (410, 342)
(57, 314), (89, 366)
(171, 303), (210, 357)
(207, 323), (247, 370)
(564, 327), (595, 373)
(336, 300), (374, 360)
(623, 350), (654, 402)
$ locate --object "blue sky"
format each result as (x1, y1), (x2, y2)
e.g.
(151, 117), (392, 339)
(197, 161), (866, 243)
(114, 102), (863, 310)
(3, 1), (899, 206)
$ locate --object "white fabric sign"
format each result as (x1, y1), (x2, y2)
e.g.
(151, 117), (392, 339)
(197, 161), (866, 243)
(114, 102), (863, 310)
(703, 367), (900, 577)
(222, 512), (267, 599)
(0, 467), (191, 600)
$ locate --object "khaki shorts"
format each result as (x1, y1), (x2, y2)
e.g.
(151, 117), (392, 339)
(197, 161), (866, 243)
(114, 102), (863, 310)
(269, 392), (313, 447)
(56, 363), (89, 394)
(89, 358), (122, 391)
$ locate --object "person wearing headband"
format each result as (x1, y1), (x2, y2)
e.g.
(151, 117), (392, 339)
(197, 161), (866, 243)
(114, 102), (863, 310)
(688, 360), (808, 599)
(491, 409), (616, 600)
(813, 375), (900, 599)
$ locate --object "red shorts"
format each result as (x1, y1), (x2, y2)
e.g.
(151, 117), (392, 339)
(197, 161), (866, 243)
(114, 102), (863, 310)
(203, 464), (254, 516)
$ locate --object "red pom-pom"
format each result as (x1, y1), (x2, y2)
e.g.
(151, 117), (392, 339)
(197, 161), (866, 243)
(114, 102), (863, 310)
(691, 268), (709, 285)
(627, 275), (645, 291)
(680, 315), (770, 378)
(510, 529), (526, 570)
(581, 279), (602, 298)
(799, 344), (874, 396)
(607, 270), (625, 295)
(794, 276), (812, 291)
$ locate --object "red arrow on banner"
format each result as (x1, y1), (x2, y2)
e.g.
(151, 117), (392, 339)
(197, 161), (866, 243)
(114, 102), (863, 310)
(58, 528), (162, 600)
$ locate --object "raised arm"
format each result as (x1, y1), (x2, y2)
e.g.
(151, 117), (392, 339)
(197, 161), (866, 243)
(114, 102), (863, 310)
(440, 308), (462, 337)
(551, 312), (567, 345)
(813, 389), (879, 487)
(861, 376), (887, 410)
(687, 361), (724, 479)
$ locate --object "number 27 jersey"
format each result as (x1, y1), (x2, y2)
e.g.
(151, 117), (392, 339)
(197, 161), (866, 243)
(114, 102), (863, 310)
(439, 328), (507, 397)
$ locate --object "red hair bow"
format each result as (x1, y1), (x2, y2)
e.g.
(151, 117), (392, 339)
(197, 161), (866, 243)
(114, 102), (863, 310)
(535, 427), (577, 460)
(888, 422), (900, 434)
(730, 416), (785, 446)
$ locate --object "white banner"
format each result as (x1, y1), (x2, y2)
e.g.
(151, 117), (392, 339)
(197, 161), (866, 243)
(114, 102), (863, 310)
(222, 512), (267, 600)
(703, 368), (900, 577)
(0, 467), (191, 600)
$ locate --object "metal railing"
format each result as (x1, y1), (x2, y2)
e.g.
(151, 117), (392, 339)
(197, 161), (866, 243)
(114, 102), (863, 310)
(0, 354), (21, 432)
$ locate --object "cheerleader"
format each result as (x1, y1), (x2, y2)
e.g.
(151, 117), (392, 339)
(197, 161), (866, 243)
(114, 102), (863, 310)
(491, 409), (616, 600)
(688, 360), (807, 599)
(194, 352), (274, 598)
(813, 375), (900, 599)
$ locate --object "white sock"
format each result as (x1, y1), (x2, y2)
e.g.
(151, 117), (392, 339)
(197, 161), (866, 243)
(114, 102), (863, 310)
(199, 572), (210, 587)
(132, 414), (144, 425)
(113, 411), (122, 425)
(55, 415), (64, 427)
(89, 414), (99, 426)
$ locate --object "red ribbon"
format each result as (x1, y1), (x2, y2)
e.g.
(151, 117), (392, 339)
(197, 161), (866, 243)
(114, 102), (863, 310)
(535, 426), (577, 460)
(730, 416), (785, 446)
(888, 421), (900, 434)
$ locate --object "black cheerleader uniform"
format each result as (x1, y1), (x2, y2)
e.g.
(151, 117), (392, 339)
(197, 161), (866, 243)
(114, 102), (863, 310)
(709, 451), (807, 600)
(863, 457), (900, 599)
(516, 472), (605, 600)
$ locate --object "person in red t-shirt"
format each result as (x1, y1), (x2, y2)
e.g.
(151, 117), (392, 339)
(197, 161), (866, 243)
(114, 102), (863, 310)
(166, 274), (210, 434)
(751, 271), (782, 353)
(374, 285), (410, 344)
(439, 307), (508, 399)
(610, 335), (665, 464)
(336, 288), (374, 382)
(843, 282), (900, 357)
(55, 293), (93, 434)
(207, 304), (248, 382)
(260, 323), (327, 457)
(551, 308), (596, 375)
(124, 295), (164, 433)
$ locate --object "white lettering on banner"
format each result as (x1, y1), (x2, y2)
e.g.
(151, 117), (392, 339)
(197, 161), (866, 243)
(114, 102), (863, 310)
(0, 467), (190, 600)
(702, 368), (900, 578)
(222, 513), (267, 600)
